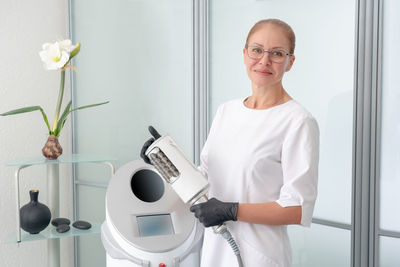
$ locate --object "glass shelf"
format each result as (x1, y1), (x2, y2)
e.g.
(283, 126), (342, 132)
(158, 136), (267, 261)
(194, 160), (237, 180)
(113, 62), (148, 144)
(4, 222), (102, 244)
(4, 153), (117, 246)
(6, 154), (118, 167)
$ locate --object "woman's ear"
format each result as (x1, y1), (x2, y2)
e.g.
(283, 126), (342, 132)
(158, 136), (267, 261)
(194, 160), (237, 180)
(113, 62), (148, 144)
(285, 55), (295, 72)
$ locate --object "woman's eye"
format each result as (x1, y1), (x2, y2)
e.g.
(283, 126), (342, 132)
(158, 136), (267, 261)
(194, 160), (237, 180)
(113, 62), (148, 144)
(272, 51), (284, 57)
(252, 48), (263, 54)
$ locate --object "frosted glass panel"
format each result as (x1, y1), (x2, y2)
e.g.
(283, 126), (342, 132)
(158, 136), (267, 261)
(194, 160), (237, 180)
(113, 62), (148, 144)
(71, 0), (193, 265)
(71, 0), (193, 167)
(289, 224), (351, 267)
(77, 235), (106, 267)
(75, 163), (114, 184)
(209, 0), (355, 224)
(380, 0), (400, 232)
(379, 236), (400, 267)
(76, 186), (107, 267)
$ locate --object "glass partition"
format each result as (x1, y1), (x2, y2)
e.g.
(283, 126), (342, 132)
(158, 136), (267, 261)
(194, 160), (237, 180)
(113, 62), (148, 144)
(209, 0), (355, 265)
(379, 236), (400, 267)
(209, 0), (355, 225)
(71, 0), (193, 265)
(76, 186), (107, 266)
(380, 0), (400, 232)
(378, 1), (400, 266)
(289, 224), (351, 267)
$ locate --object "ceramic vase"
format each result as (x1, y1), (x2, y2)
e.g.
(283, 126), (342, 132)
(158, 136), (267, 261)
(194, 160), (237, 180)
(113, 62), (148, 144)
(42, 135), (63, 160)
(20, 190), (51, 234)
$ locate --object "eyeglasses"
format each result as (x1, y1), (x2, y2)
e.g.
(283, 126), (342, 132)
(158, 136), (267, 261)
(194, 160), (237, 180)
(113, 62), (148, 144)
(245, 45), (293, 63)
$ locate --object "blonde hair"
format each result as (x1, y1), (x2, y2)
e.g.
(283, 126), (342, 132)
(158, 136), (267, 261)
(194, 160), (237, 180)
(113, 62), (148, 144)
(245, 19), (296, 54)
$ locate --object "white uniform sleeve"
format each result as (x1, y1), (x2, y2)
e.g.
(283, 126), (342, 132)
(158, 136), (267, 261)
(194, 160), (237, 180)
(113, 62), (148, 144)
(198, 141), (209, 177)
(198, 104), (224, 178)
(276, 116), (320, 227)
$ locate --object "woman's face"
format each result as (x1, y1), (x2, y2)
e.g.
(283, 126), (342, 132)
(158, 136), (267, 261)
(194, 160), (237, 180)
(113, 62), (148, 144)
(243, 24), (295, 88)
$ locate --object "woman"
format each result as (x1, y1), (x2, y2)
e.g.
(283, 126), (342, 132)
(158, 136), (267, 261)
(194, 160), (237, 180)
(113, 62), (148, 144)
(190, 19), (319, 267)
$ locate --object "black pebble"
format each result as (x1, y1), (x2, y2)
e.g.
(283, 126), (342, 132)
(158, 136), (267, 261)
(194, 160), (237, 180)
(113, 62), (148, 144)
(51, 217), (71, 227)
(56, 224), (70, 233)
(72, 220), (91, 230)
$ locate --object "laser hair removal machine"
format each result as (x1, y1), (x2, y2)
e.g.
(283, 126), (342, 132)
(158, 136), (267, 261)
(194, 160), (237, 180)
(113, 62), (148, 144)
(144, 126), (244, 267)
(101, 159), (203, 267)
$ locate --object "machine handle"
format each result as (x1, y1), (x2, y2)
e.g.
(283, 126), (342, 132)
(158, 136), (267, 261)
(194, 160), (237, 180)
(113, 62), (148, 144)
(149, 126), (161, 139)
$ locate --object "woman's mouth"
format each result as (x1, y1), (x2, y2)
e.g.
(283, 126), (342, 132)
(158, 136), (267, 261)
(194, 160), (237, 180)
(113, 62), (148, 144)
(254, 69), (273, 75)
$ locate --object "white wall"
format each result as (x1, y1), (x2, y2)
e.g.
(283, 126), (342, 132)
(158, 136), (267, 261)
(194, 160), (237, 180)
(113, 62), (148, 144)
(0, 1), (73, 266)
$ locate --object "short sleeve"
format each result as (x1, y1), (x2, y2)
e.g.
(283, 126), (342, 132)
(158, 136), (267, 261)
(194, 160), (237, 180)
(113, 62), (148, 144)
(198, 104), (224, 178)
(276, 117), (320, 227)
(198, 141), (209, 177)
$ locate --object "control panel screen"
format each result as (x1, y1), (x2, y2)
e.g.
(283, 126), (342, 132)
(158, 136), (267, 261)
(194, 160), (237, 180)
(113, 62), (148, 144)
(136, 214), (174, 237)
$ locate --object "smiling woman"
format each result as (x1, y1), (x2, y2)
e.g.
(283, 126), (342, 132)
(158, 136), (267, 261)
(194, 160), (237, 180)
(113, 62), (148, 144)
(194, 19), (319, 267)
(242, 20), (295, 109)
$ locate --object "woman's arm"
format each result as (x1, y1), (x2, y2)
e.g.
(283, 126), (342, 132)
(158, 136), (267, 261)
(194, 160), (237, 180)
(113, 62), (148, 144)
(237, 202), (302, 225)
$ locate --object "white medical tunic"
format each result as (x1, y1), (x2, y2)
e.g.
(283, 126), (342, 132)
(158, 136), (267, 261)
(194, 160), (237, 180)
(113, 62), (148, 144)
(198, 98), (319, 267)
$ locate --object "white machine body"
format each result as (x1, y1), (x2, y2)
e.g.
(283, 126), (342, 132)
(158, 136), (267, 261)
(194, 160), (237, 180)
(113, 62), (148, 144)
(102, 160), (203, 267)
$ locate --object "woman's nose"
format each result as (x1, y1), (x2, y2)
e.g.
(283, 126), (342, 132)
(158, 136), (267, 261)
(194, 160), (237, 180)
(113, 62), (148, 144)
(258, 52), (271, 65)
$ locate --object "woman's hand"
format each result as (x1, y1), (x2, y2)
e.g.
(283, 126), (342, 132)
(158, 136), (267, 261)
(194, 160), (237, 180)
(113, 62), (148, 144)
(190, 198), (238, 227)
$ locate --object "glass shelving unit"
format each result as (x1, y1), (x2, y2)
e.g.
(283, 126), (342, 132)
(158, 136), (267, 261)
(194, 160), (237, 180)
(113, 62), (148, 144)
(4, 154), (117, 267)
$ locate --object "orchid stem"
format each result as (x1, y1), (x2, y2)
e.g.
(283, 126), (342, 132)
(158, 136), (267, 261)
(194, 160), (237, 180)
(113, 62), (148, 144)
(51, 70), (65, 134)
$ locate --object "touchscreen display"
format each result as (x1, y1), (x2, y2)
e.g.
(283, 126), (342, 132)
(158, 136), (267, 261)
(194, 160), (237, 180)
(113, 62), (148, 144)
(136, 214), (174, 237)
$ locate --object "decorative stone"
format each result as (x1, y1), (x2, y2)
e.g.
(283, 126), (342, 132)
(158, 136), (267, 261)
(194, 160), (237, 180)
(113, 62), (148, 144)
(51, 217), (70, 227)
(72, 220), (91, 230)
(56, 224), (70, 233)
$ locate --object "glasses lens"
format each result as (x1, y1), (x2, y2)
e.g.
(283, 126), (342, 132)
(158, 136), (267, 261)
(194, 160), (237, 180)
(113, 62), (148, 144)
(247, 46), (263, 59)
(269, 49), (287, 63)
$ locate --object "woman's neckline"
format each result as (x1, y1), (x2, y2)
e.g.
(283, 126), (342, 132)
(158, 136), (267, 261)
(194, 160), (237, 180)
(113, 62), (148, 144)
(241, 97), (294, 111)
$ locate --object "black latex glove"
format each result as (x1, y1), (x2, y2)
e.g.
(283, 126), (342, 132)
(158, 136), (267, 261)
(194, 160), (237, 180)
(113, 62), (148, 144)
(140, 126), (161, 164)
(189, 198), (238, 227)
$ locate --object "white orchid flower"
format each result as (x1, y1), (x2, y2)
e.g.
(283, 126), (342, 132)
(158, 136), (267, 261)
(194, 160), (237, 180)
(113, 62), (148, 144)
(39, 39), (74, 70)
(1, 38), (108, 157)
(58, 39), (75, 52)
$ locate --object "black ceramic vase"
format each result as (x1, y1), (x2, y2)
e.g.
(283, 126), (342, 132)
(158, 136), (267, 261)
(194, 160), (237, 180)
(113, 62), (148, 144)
(20, 190), (51, 234)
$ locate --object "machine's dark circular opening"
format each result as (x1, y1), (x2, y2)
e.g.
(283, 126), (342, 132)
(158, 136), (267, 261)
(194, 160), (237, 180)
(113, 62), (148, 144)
(131, 169), (165, 202)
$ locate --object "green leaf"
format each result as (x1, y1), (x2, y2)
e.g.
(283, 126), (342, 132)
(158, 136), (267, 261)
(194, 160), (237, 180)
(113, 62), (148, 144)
(39, 108), (51, 134)
(1, 106), (42, 116)
(1, 105), (51, 134)
(54, 100), (72, 137)
(53, 100), (109, 137)
(70, 101), (109, 113)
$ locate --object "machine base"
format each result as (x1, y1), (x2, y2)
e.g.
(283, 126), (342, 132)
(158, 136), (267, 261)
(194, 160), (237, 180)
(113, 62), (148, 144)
(106, 252), (200, 267)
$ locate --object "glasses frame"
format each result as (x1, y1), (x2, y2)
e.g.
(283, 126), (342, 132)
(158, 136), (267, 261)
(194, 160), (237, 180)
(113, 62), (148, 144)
(245, 45), (293, 63)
